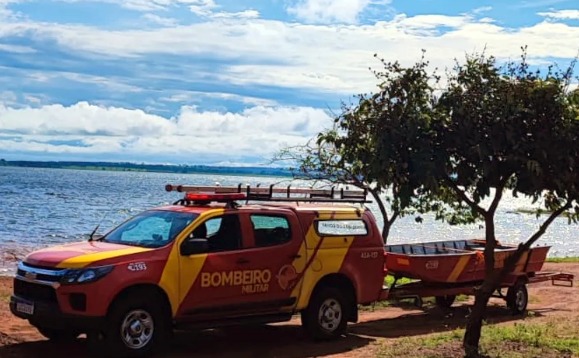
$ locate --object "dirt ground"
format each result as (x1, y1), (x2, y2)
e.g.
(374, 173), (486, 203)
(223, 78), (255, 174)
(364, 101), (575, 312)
(1, 262), (578, 358)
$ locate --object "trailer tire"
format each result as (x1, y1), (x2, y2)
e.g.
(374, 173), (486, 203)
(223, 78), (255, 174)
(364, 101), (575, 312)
(435, 295), (456, 309)
(301, 286), (348, 341)
(87, 292), (171, 357)
(506, 281), (528, 315)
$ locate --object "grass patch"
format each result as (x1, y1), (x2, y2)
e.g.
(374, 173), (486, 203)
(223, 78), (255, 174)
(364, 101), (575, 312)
(456, 294), (469, 303)
(376, 317), (579, 358)
(0, 292), (9, 303)
(482, 321), (579, 356)
(546, 257), (579, 263)
(385, 275), (416, 287)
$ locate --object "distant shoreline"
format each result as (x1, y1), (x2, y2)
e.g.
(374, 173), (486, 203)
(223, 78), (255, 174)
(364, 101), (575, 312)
(0, 159), (294, 178)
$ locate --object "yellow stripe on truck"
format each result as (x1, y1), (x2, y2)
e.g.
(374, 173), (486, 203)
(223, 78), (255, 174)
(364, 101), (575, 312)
(159, 209), (223, 316)
(56, 247), (153, 269)
(294, 211), (356, 310)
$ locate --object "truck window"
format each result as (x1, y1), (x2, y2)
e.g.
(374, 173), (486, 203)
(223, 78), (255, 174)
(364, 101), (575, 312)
(315, 219), (368, 237)
(102, 210), (198, 248)
(203, 214), (243, 252)
(250, 215), (291, 247)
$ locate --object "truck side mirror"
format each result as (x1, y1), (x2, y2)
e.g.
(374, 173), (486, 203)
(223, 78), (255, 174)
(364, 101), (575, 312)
(181, 238), (209, 256)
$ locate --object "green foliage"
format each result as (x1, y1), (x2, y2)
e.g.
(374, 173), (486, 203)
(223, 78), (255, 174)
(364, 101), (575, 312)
(435, 49), (579, 220)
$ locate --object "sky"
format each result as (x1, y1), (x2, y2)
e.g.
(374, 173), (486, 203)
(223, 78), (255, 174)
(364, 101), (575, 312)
(0, 0), (578, 166)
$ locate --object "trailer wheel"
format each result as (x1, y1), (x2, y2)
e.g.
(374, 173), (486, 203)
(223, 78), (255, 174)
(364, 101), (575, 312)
(435, 295), (456, 309)
(301, 286), (348, 341)
(506, 281), (528, 315)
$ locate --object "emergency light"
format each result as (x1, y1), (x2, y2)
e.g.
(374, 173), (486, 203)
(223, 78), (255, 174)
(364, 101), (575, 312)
(184, 192), (247, 202)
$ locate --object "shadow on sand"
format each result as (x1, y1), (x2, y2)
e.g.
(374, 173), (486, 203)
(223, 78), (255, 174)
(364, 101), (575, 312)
(0, 303), (561, 358)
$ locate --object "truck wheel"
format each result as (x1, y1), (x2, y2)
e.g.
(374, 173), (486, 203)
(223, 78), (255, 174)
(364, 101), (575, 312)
(301, 286), (348, 341)
(87, 293), (170, 357)
(35, 326), (81, 342)
(435, 295), (456, 309)
(506, 281), (528, 315)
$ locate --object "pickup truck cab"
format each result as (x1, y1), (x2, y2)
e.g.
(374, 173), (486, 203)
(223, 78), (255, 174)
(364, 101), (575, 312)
(10, 184), (386, 357)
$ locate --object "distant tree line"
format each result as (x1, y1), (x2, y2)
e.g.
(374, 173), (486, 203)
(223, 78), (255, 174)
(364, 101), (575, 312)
(0, 159), (293, 177)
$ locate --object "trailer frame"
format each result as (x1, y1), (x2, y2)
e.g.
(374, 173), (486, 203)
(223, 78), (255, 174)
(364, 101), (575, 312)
(377, 271), (574, 314)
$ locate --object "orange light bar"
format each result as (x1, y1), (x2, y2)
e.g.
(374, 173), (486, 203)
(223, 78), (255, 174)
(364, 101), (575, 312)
(184, 192), (247, 201)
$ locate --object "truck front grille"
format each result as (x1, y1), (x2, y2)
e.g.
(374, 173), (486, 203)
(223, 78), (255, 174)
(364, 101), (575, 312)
(13, 279), (57, 303)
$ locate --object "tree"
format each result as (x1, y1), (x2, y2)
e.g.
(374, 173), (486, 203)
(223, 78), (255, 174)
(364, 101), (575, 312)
(280, 48), (579, 357)
(361, 48), (578, 356)
(273, 53), (451, 242)
(430, 50), (579, 355)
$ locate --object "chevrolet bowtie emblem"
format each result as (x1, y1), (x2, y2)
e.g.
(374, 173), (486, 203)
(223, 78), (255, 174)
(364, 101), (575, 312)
(24, 272), (37, 280)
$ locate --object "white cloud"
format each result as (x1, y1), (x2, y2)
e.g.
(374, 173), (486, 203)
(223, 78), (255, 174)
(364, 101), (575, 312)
(142, 14), (178, 27)
(1, 5), (578, 97)
(0, 101), (333, 161)
(472, 6), (492, 14)
(159, 91), (277, 107)
(211, 10), (259, 19)
(287, 0), (384, 24)
(538, 9), (579, 20)
(187, 0), (217, 16)
(1, 12), (578, 95)
(0, 43), (36, 53)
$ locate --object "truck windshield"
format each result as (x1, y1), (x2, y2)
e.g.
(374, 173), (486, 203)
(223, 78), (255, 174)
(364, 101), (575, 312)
(101, 210), (199, 248)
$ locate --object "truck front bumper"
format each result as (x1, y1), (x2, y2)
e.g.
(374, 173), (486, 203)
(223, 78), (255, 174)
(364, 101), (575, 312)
(10, 295), (104, 331)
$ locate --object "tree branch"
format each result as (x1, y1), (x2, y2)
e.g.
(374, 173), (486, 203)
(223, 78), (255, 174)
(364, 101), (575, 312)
(444, 176), (487, 217)
(522, 200), (572, 250)
(488, 174), (511, 214)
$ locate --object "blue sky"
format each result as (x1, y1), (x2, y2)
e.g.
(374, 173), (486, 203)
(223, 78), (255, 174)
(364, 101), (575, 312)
(0, 0), (578, 165)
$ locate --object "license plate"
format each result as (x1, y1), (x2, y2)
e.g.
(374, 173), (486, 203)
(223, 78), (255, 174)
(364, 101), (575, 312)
(16, 301), (34, 315)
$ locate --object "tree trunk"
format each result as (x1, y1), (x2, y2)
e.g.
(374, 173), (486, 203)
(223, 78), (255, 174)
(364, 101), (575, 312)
(382, 223), (390, 242)
(463, 214), (497, 355)
(369, 188), (391, 244)
(463, 283), (495, 357)
(462, 203), (570, 356)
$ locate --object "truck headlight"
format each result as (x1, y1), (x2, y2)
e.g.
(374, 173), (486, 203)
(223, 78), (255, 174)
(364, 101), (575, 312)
(62, 265), (114, 285)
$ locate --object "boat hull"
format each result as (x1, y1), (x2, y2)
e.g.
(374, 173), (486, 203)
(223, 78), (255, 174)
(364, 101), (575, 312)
(385, 239), (550, 283)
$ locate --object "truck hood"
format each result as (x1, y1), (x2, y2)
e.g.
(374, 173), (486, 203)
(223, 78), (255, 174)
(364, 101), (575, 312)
(24, 241), (153, 269)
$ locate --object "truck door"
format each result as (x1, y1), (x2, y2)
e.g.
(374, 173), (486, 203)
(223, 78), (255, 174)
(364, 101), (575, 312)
(234, 211), (306, 314)
(176, 212), (251, 319)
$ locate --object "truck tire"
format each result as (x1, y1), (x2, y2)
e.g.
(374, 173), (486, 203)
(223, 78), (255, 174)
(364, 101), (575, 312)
(506, 281), (528, 315)
(87, 293), (171, 357)
(301, 286), (348, 341)
(435, 295), (456, 309)
(35, 326), (81, 342)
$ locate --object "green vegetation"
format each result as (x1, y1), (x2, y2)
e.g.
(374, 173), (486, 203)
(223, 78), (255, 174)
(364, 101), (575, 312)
(546, 257), (579, 263)
(0, 159), (293, 177)
(509, 208), (575, 219)
(377, 318), (579, 358)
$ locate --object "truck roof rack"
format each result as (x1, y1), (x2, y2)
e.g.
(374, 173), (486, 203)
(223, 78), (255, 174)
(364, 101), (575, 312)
(165, 183), (370, 205)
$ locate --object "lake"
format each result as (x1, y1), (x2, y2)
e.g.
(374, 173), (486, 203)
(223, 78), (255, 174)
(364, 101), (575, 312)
(0, 166), (577, 275)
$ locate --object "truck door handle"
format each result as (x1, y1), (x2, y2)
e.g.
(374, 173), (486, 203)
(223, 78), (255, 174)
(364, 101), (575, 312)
(289, 254), (302, 259)
(236, 258), (250, 264)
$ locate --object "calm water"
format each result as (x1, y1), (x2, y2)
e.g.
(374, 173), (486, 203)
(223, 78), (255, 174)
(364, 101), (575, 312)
(0, 166), (577, 274)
